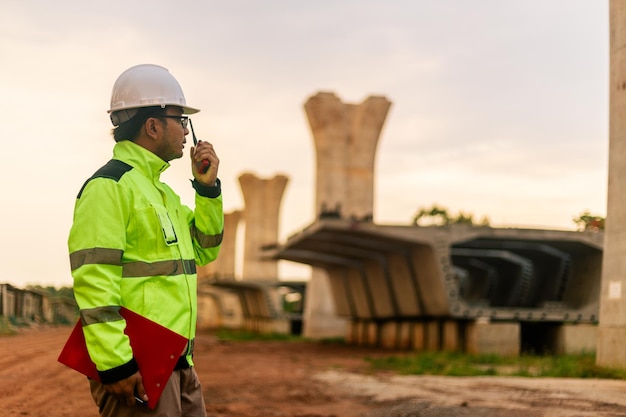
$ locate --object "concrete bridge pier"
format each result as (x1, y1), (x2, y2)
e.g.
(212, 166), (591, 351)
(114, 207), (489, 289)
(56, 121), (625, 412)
(302, 91), (392, 339)
(238, 173), (289, 280)
(598, 0), (626, 369)
(198, 173), (290, 333)
(197, 210), (242, 282)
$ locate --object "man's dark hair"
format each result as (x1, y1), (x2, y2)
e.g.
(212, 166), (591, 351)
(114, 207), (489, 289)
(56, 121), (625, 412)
(111, 106), (168, 142)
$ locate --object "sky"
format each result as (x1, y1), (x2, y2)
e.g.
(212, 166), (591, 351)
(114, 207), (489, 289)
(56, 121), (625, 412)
(0, 0), (609, 288)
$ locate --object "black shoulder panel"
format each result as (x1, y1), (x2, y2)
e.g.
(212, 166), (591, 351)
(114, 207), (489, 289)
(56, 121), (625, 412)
(76, 160), (133, 199)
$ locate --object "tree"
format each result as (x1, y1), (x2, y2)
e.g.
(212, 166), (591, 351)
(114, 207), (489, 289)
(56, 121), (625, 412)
(413, 205), (490, 227)
(452, 212), (474, 225)
(573, 211), (605, 232)
(26, 285), (74, 299)
(412, 205), (450, 226)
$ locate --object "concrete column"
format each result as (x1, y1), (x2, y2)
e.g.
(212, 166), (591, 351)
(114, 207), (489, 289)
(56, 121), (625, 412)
(425, 320), (440, 351)
(411, 322), (426, 351)
(349, 320), (378, 346)
(466, 321), (520, 356)
(302, 268), (348, 338)
(365, 320), (379, 346)
(380, 321), (398, 349)
(555, 324), (597, 355)
(345, 320), (359, 345)
(398, 322), (411, 349)
(238, 173), (289, 280)
(0, 285), (6, 316)
(442, 320), (460, 352)
(302, 91), (391, 339)
(598, 1), (626, 369)
(197, 210), (241, 282)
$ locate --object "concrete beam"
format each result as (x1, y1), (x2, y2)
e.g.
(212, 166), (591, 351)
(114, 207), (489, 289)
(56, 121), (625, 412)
(466, 321), (520, 356)
(267, 220), (602, 324)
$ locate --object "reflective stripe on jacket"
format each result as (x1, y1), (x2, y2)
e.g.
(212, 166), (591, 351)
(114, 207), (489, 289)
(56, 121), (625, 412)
(68, 140), (223, 384)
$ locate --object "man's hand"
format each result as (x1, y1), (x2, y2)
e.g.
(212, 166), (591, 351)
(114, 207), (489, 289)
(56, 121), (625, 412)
(191, 140), (219, 186)
(103, 371), (148, 407)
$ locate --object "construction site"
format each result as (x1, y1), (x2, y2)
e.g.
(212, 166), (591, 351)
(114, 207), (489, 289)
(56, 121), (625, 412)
(190, 90), (605, 358)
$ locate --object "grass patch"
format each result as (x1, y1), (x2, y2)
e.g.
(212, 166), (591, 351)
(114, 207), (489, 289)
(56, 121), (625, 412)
(214, 328), (302, 342)
(213, 329), (349, 345)
(0, 316), (16, 336)
(210, 330), (626, 380)
(366, 351), (626, 379)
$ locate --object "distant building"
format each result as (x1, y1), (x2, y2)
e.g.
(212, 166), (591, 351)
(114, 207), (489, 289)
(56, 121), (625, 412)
(0, 283), (77, 325)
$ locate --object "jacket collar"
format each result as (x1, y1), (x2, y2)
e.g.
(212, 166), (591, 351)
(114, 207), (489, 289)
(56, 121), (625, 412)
(113, 140), (170, 179)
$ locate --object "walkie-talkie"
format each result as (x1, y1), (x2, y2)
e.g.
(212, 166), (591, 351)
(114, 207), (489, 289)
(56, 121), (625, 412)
(189, 119), (210, 174)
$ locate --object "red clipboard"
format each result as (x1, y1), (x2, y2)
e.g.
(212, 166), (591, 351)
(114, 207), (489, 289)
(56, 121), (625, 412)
(58, 307), (188, 409)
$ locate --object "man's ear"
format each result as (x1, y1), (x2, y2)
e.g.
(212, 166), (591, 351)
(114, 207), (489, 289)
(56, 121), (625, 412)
(145, 117), (160, 140)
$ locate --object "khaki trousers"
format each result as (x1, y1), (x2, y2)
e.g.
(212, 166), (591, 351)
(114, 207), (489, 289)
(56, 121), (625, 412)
(89, 368), (207, 417)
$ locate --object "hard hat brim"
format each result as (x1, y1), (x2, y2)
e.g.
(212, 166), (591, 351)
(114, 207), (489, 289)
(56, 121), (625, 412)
(107, 103), (200, 115)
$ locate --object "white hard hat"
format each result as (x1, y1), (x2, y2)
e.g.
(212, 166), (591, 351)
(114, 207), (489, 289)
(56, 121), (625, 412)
(108, 64), (200, 125)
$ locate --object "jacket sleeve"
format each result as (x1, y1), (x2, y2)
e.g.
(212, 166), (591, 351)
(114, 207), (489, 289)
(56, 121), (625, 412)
(68, 177), (138, 383)
(189, 179), (224, 267)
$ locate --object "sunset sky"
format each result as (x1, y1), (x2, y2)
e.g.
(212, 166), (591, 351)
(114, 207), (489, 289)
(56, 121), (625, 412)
(0, 0), (609, 288)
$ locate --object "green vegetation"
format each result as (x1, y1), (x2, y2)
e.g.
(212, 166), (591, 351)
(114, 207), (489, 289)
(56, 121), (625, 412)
(0, 316), (16, 336)
(210, 331), (626, 380)
(412, 204), (491, 227)
(26, 285), (74, 299)
(214, 329), (302, 342)
(366, 351), (626, 380)
(573, 211), (605, 231)
(214, 329), (348, 344)
(410, 206), (608, 231)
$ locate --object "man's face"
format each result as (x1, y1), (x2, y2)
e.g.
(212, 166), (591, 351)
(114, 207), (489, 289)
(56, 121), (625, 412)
(154, 107), (189, 162)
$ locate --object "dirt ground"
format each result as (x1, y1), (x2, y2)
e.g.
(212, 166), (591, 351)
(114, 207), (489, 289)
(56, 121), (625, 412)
(2, 326), (626, 417)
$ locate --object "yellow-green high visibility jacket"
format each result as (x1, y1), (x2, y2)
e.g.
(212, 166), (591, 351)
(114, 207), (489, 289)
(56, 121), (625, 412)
(68, 140), (223, 384)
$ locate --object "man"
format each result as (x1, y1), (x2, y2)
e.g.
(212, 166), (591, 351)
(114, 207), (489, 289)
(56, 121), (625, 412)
(68, 64), (223, 416)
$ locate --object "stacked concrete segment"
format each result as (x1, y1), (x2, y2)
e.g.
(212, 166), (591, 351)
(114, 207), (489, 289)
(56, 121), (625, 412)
(268, 219), (603, 353)
(210, 280), (293, 334)
(274, 220), (602, 322)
